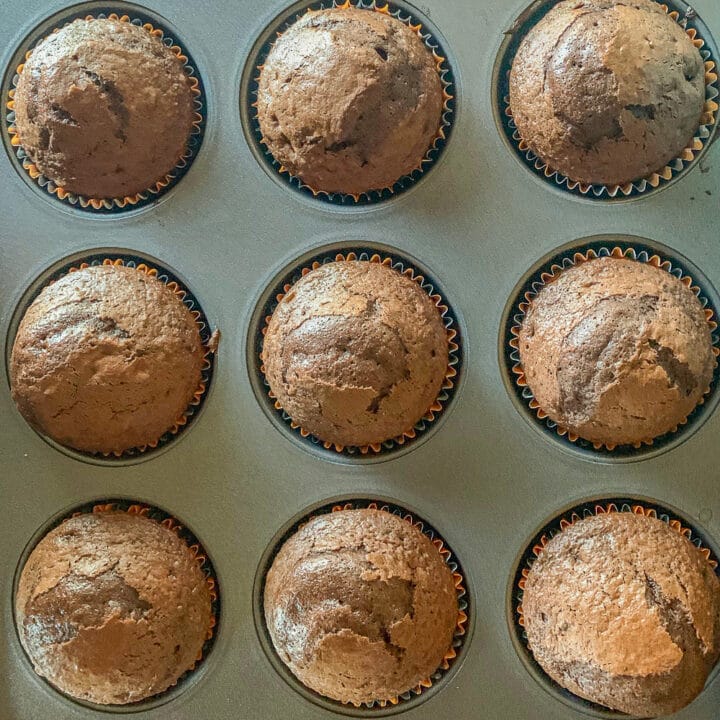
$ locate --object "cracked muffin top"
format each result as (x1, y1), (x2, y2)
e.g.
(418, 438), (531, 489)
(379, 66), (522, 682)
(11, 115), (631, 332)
(13, 18), (196, 199)
(255, 7), (443, 195)
(264, 509), (458, 704)
(261, 260), (449, 448)
(10, 265), (206, 455)
(522, 512), (720, 715)
(15, 511), (212, 705)
(509, 0), (706, 186)
(518, 257), (715, 446)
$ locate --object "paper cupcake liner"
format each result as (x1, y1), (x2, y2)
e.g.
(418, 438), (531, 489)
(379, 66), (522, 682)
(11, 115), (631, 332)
(510, 498), (720, 718)
(255, 247), (462, 459)
(259, 498), (469, 712)
(503, 241), (720, 459)
(10, 251), (218, 463)
(246, 0), (456, 206)
(4, 9), (206, 214)
(16, 498), (220, 710)
(497, 0), (719, 201)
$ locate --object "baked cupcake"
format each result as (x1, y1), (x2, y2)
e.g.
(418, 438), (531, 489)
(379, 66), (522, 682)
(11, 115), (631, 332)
(262, 260), (449, 448)
(16, 511), (212, 705)
(264, 508), (458, 704)
(10, 264), (206, 455)
(518, 257), (715, 447)
(13, 18), (196, 199)
(509, 0), (706, 186)
(256, 7), (443, 195)
(522, 511), (720, 716)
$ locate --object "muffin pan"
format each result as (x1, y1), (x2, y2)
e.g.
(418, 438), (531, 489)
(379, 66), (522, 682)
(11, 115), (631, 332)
(1, 0), (719, 719)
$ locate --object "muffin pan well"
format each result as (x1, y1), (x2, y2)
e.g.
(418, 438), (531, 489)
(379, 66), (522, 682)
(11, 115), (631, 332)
(12, 498), (220, 713)
(492, 0), (720, 202)
(1, 0), (719, 719)
(247, 241), (464, 463)
(252, 497), (471, 716)
(499, 235), (720, 463)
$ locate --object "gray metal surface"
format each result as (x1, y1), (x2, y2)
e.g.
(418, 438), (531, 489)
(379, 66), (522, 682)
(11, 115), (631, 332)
(0, 0), (718, 719)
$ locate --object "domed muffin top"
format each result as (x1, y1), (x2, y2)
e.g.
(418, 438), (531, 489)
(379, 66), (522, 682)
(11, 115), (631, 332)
(10, 264), (205, 455)
(256, 8), (443, 195)
(16, 511), (212, 705)
(518, 257), (714, 446)
(264, 509), (458, 704)
(509, 0), (706, 186)
(523, 511), (720, 715)
(262, 260), (449, 448)
(13, 18), (196, 198)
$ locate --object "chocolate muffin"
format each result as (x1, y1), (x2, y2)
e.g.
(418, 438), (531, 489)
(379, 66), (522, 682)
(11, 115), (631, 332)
(10, 264), (206, 455)
(256, 7), (443, 195)
(518, 257), (715, 446)
(522, 511), (720, 716)
(262, 260), (449, 448)
(509, 0), (706, 186)
(264, 509), (458, 704)
(13, 18), (196, 199)
(16, 511), (212, 705)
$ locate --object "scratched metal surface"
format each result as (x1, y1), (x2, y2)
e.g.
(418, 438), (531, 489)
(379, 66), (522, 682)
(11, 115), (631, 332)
(0, 0), (719, 718)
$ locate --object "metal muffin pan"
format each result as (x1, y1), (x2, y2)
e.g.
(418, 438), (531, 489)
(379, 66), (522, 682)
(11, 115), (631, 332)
(0, 0), (718, 719)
